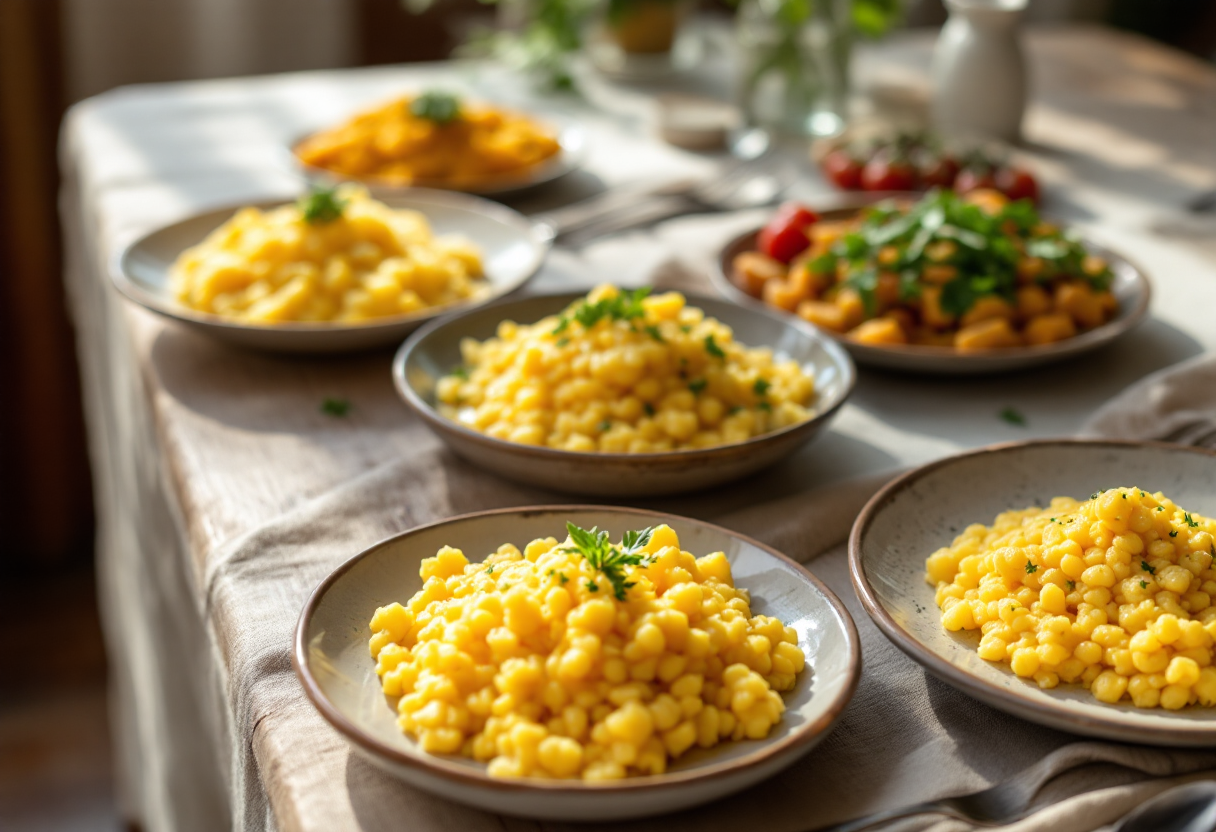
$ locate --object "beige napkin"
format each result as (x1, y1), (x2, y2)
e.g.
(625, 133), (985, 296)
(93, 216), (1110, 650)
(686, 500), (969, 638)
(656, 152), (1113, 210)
(207, 340), (1216, 832)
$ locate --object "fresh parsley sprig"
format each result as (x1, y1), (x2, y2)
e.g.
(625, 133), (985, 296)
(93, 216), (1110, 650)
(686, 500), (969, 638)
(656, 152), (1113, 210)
(298, 185), (347, 225)
(561, 522), (654, 601)
(410, 90), (462, 124)
(551, 288), (651, 336)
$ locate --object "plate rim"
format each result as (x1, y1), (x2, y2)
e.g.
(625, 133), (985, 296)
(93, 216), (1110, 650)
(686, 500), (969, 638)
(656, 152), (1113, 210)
(289, 119), (588, 197)
(390, 289), (857, 464)
(109, 187), (550, 334)
(710, 214), (1154, 368)
(848, 437), (1216, 743)
(293, 503), (862, 793)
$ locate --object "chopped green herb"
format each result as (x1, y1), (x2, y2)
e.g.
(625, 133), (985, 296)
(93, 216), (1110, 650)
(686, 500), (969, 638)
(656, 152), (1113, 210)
(1184, 512), (1199, 528)
(410, 90), (462, 124)
(688, 379), (707, 395)
(449, 366), (469, 380)
(485, 565), (494, 574)
(546, 568), (555, 576)
(561, 522), (654, 601)
(552, 317), (570, 336)
(298, 186), (346, 224)
(643, 403), (655, 417)
(757, 401), (772, 412)
(556, 337), (570, 347)
(1140, 580), (1148, 589)
(559, 573), (569, 584)
(753, 378), (771, 397)
(320, 397), (351, 417)
(1066, 580), (1076, 591)
(1091, 491), (1104, 500)
(1158, 506), (1165, 512)
(1170, 530), (1178, 538)
(999, 407), (1027, 427)
(586, 580), (599, 592)
(554, 287), (650, 334)
(1141, 560), (1156, 575)
(727, 406), (743, 416)
(680, 324), (691, 333)
(704, 334), (726, 359)
(597, 420), (611, 432)
(1024, 561), (1038, 574)
(644, 325), (664, 342)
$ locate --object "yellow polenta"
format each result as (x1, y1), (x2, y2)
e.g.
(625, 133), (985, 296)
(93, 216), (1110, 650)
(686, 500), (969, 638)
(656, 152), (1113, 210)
(436, 285), (816, 453)
(171, 186), (484, 324)
(927, 488), (1216, 709)
(368, 522), (806, 780)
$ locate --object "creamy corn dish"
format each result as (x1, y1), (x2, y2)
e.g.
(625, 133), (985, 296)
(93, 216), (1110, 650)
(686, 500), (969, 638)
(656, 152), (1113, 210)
(732, 189), (1118, 352)
(368, 522), (807, 780)
(927, 488), (1216, 709)
(435, 286), (816, 453)
(171, 186), (485, 324)
(294, 90), (561, 188)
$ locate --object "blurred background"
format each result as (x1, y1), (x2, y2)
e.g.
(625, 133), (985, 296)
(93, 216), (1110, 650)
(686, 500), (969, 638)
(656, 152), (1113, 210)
(1, 0), (1214, 829)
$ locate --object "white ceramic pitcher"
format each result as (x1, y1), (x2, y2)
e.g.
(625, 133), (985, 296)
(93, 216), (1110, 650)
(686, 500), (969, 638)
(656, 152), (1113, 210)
(931, 0), (1028, 143)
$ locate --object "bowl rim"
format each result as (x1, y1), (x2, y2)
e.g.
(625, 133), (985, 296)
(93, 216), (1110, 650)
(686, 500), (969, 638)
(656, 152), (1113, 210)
(849, 437), (1216, 740)
(109, 187), (550, 334)
(293, 503), (862, 793)
(391, 289), (857, 464)
(289, 118), (587, 197)
(711, 212), (1153, 363)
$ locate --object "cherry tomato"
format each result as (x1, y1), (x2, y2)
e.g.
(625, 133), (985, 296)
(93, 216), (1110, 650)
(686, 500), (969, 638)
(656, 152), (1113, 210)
(996, 166), (1040, 203)
(821, 148), (863, 190)
(954, 165), (997, 195)
(917, 152), (960, 189)
(860, 150), (918, 191)
(757, 203), (819, 264)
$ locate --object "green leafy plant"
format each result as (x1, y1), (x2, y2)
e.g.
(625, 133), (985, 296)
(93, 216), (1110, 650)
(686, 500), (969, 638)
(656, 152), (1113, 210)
(561, 522), (654, 600)
(298, 186), (346, 225)
(551, 287), (650, 335)
(410, 90), (463, 124)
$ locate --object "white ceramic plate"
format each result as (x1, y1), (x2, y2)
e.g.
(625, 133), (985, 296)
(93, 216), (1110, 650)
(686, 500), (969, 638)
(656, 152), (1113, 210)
(291, 121), (587, 198)
(711, 213), (1152, 376)
(112, 189), (550, 354)
(850, 439), (1216, 746)
(295, 505), (860, 820)
(392, 292), (856, 497)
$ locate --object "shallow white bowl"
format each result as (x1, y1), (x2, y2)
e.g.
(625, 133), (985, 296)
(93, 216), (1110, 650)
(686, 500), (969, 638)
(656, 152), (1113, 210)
(291, 121), (587, 198)
(392, 292), (856, 497)
(850, 439), (1216, 746)
(112, 189), (549, 353)
(711, 212), (1152, 376)
(294, 505), (860, 820)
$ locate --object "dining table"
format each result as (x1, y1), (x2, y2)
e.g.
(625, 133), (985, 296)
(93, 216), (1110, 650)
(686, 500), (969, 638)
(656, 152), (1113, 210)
(60, 21), (1216, 832)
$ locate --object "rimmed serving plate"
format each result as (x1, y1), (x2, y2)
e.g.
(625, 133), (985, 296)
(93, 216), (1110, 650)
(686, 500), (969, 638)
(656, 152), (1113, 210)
(392, 291), (856, 497)
(112, 188), (549, 353)
(294, 505), (860, 820)
(710, 211), (1152, 376)
(850, 439), (1216, 746)
(291, 120), (587, 198)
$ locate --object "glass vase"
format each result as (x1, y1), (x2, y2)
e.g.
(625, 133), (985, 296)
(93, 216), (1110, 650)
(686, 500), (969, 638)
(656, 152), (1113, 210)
(736, 0), (853, 138)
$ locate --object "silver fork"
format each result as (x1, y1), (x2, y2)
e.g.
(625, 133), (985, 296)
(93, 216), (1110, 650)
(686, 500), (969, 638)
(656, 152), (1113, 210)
(533, 152), (792, 247)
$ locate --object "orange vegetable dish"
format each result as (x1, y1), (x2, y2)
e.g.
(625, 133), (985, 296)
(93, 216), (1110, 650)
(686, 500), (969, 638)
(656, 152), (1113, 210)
(294, 91), (562, 188)
(731, 189), (1119, 352)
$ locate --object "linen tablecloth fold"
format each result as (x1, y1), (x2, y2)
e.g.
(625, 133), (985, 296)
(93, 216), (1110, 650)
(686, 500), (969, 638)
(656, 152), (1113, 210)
(206, 331), (1216, 831)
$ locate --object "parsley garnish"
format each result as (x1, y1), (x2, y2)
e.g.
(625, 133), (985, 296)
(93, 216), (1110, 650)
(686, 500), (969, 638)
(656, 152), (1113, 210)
(688, 379), (707, 395)
(1184, 513), (1199, 528)
(320, 397), (351, 417)
(559, 573), (569, 585)
(1066, 580), (1076, 591)
(680, 324), (691, 333)
(586, 580), (599, 592)
(410, 90), (462, 124)
(598, 420), (611, 432)
(1141, 560), (1155, 575)
(757, 401), (772, 412)
(563, 287), (650, 332)
(556, 337), (570, 347)
(1091, 491), (1105, 500)
(753, 378), (771, 396)
(298, 186), (346, 224)
(485, 565), (494, 574)
(1170, 531), (1178, 538)
(1157, 506), (1165, 512)
(704, 334), (726, 359)
(643, 403), (655, 417)
(645, 325), (664, 342)
(546, 569), (555, 576)
(561, 522), (654, 601)
(1024, 561), (1038, 574)
(999, 407), (1026, 427)
(449, 366), (469, 380)
(1140, 580), (1148, 589)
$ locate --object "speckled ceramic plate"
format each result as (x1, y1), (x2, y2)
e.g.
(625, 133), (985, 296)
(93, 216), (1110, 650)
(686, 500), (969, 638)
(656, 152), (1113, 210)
(290, 120), (587, 198)
(112, 189), (549, 353)
(850, 439), (1216, 745)
(711, 213), (1152, 376)
(392, 291), (856, 497)
(294, 505), (860, 820)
